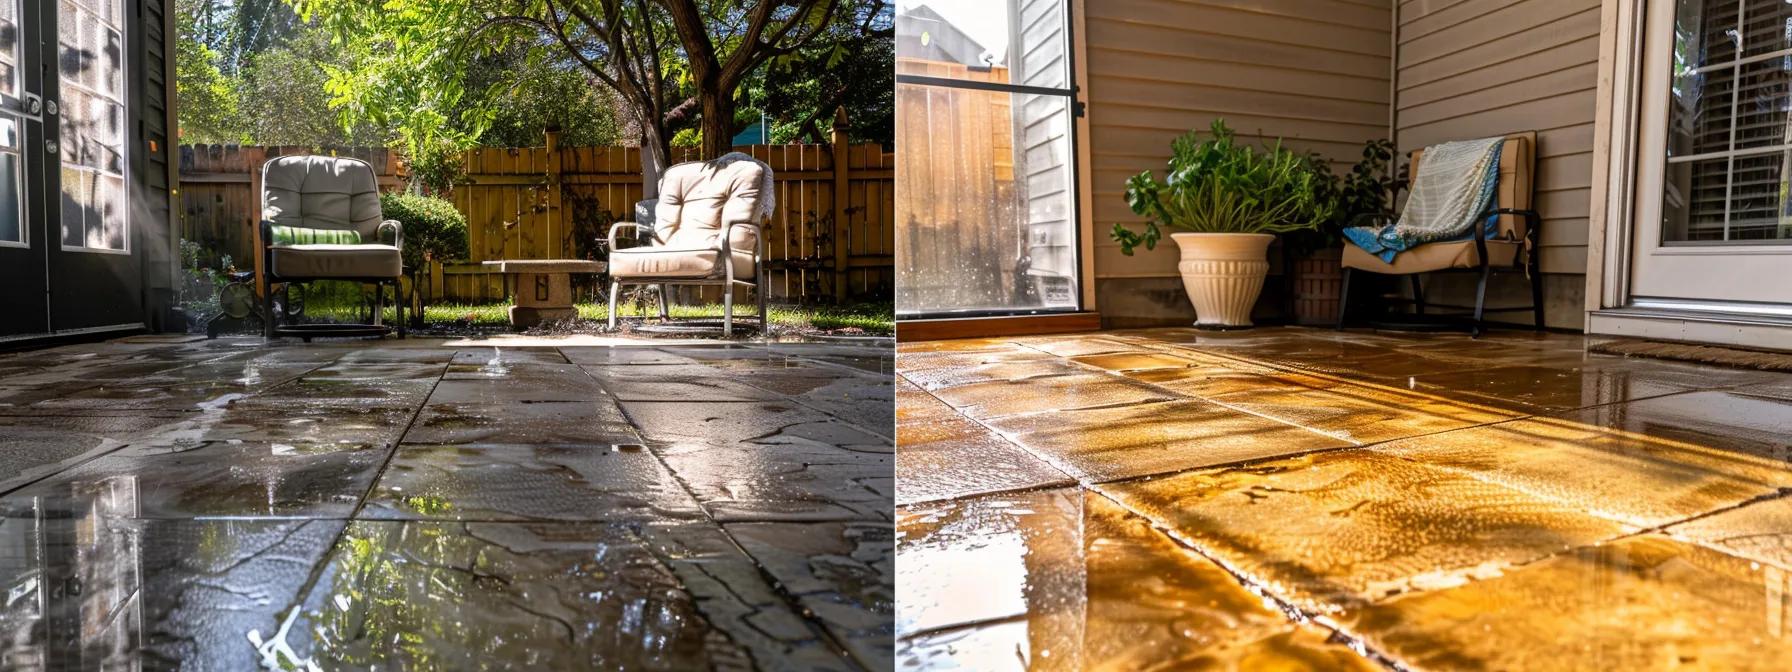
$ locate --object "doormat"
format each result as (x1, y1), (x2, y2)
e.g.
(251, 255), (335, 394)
(1588, 339), (1792, 372)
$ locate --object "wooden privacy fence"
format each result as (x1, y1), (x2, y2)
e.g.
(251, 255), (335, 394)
(177, 135), (894, 305)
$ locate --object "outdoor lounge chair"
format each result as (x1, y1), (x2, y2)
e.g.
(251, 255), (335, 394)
(606, 153), (770, 337)
(258, 155), (405, 339)
(1336, 132), (1542, 337)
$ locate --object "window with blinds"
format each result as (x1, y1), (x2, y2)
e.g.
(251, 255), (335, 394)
(1664, 0), (1792, 243)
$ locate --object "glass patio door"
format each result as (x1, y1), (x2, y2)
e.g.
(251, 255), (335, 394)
(1631, 0), (1792, 312)
(0, 0), (49, 337)
(894, 0), (1081, 318)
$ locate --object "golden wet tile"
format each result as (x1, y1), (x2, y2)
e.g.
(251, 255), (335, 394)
(1668, 496), (1792, 570)
(1103, 450), (1625, 614)
(1374, 412), (1792, 529)
(1407, 361), (1738, 412)
(930, 374), (1175, 420)
(895, 378), (958, 424)
(896, 490), (1378, 671)
(1205, 383), (1517, 445)
(1123, 363), (1338, 400)
(896, 489), (1086, 635)
(897, 420), (1072, 505)
(1068, 351), (1202, 372)
(1080, 493), (1377, 671)
(987, 400), (1348, 481)
(1010, 335), (1136, 358)
(901, 358), (1083, 391)
(894, 347), (1052, 374)
(1344, 535), (1792, 671)
(896, 338), (1018, 354)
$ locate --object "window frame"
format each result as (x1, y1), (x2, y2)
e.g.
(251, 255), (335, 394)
(893, 0), (1087, 320)
(56, 0), (131, 256)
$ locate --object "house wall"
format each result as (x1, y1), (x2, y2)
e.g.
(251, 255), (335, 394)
(1392, 0), (1601, 330)
(1082, 0), (1394, 327)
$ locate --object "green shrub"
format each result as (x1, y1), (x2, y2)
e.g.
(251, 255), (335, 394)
(380, 192), (468, 269)
(1114, 119), (1335, 255)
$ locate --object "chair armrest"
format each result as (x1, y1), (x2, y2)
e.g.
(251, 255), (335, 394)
(378, 220), (403, 249)
(607, 222), (646, 251)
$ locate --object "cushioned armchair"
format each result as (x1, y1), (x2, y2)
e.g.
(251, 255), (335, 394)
(1337, 132), (1542, 337)
(259, 155), (404, 339)
(606, 153), (770, 336)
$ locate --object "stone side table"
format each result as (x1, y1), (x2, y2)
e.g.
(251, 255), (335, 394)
(481, 260), (607, 327)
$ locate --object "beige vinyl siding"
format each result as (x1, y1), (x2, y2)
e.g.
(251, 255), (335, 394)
(1395, 0), (1600, 328)
(1085, 0), (1393, 285)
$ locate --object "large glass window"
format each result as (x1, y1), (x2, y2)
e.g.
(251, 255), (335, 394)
(1663, 0), (1792, 243)
(895, 0), (1080, 316)
(0, 0), (24, 247)
(58, 0), (128, 252)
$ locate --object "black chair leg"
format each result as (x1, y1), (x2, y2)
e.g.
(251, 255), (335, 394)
(1529, 266), (1546, 332)
(263, 281), (278, 339)
(1335, 267), (1354, 330)
(1410, 275), (1426, 315)
(1471, 263), (1491, 338)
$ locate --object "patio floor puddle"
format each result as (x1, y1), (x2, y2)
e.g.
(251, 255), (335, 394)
(896, 327), (1792, 670)
(0, 336), (892, 670)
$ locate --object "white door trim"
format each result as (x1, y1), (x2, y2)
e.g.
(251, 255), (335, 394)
(1587, 0), (1792, 348)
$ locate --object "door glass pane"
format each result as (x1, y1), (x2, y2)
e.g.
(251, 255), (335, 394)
(0, 0), (17, 99)
(57, 0), (127, 252)
(1663, 0), (1792, 243)
(895, 0), (1068, 90)
(895, 83), (1078, 314)
(0, 116), (19, 244)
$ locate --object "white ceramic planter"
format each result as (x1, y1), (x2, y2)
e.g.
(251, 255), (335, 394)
(1170, 232), (1274, 328)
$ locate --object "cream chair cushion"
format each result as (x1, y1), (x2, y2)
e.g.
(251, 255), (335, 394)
(1342, 238), (1520, 274)
(262, 155), (401, 280)
(610, 153), (770, 280)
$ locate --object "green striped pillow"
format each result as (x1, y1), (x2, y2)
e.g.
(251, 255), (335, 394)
(270, 225), (362, 246)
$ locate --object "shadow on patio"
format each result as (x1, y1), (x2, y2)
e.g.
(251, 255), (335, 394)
(896, 327), (1792, 670)
(0, 334), (893, 670)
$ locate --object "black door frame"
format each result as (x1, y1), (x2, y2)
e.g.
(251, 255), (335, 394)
(0, 0), (48, 338)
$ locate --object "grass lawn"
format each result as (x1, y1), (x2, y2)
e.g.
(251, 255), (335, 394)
(303, 298), (893, 335)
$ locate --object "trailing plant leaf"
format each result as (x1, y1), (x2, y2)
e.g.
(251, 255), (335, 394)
(1114, 119), (1336, 254)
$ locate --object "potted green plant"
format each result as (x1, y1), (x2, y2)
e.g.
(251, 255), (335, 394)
(1286, 139), (1398, 325)
(1115, 119), (1335, 328)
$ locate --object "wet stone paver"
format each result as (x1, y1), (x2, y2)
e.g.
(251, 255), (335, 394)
(897, 327), (1792, 670)
(0, 335), (892, 670)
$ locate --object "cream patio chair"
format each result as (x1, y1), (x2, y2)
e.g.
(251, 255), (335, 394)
(258, 155), (404, 339)
(1336, 132), (1542, 337)
(606, 153), (771, 337)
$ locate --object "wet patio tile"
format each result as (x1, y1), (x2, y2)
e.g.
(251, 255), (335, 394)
(136, 403), (417, 448)
(0, 440), (390, 519)
(1374, 402), (1792, 528)
(895, 378), (957, 424)
(986, 400), (1349, 481)
(1343, 535), (1792, 670)
(894, 337), (1020, 354)
(426, 366), (607, 404)
(623, 399), (888, 451)
(1102, 449), (1625, 614)
(896, 490), (1376, 670)
(268, 520), (759, 670)
(896, 417), (1072, 506)
(894, 347), (1054, 375)
(1119, 361), (1339, 399)
(448, 347), (568, 365)
(930, 373), (1176, 420)
(404, 401), (637, 445)
(1666, 495), (1792, 569)
(1203, 382), (1518, 445)
(896, 489), (1085, 635)
(594, 370), (781, 402)
(1010, 335), (1136, 358)
(651, 434), (890, 522)
(362, 443), (703, 522)
(898, 358), (1083, 392)
(1406, 359), (1760, 412)
(728, 521), (894, 667)
(1068, 350), (1205, 372)
(562, 347), (704, 366)
(0, 414), (185, 486)
(0, 516), (346, 671)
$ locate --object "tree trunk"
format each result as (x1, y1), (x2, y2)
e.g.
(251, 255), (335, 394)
(640, 124), (671, 200)
(700, 94), (737, 160)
